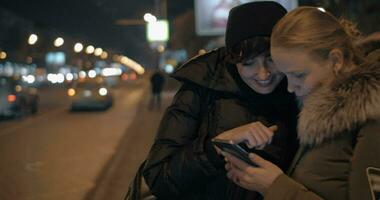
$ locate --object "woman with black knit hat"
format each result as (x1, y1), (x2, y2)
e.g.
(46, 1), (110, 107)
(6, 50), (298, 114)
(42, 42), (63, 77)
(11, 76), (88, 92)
(141, 2), (299, 199)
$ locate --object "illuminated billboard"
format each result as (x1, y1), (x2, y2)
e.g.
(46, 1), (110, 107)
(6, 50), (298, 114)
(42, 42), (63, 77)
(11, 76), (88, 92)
(195, 0), (298, 36)
(45, 52), (65, 65)
(147, 20), (169, 42)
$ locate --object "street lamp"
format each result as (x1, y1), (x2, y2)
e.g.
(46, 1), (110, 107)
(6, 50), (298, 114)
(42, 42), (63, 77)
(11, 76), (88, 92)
(28, 34), (38, 45)
(54, 37), (64, 47)
(74, 43), (84, 53)
(0, 51), (6, 60)
(143, 13), (157, 23)
(100, 51), (108, 59)
(94, 48), (103, 56)
(85, 45), (95, 54)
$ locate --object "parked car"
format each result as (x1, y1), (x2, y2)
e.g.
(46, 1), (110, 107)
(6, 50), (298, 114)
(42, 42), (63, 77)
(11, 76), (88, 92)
(68, 77), (113, 111)
(0, 76), (39, 118)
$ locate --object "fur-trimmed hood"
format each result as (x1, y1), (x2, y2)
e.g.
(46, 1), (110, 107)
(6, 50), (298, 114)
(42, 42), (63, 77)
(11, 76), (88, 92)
(298, 62), (380, 146)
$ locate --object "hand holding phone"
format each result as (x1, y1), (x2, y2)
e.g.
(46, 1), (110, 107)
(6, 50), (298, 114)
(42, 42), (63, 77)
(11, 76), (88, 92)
(212, 139), (257, 166)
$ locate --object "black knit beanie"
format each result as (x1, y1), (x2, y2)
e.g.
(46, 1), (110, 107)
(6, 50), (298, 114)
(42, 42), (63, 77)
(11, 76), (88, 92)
(225, 1), (287, 51)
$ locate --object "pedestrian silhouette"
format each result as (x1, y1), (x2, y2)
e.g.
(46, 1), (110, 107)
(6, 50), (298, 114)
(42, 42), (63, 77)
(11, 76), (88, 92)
(149, 70), (165, 110)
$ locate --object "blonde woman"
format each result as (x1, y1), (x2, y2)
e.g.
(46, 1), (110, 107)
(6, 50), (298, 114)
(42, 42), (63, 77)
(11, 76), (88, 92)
(220, 6), (380, 199)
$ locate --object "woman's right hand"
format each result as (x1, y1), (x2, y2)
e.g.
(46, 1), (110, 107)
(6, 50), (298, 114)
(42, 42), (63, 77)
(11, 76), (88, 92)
(213, 122), (278, 149)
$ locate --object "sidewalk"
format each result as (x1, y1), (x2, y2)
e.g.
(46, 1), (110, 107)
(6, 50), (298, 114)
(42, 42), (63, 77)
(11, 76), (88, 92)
(85, 78), (180, 200)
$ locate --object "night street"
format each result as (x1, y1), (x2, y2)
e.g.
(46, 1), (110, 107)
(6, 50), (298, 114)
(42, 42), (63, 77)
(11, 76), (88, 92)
(0, 76), (177, 200)
(1, 0), (380, 199)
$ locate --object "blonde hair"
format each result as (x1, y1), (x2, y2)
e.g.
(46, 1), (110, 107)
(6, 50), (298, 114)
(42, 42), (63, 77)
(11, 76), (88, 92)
(271, 7), (364, 68)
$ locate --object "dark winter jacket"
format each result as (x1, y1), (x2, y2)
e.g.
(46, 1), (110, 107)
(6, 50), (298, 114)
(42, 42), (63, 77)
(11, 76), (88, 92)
(143, 47), (299, 199)
(265, 60), (380, 200)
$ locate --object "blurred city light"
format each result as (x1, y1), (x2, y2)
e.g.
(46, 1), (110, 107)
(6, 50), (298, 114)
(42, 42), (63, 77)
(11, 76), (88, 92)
(98, 88), (108, 96)
(28, 34), (38, 45)
(147, 20), (169, 42)
(130, 73), (137, 80)
(318, 7), (326, 12)
(101, 68), (122, 77)
(57, 73), (65, 83)
(113, 55), (121, 62)
(198, 49), (207, 55)
(119, 56), (145, 75)
(7, 94), (16, 103)
(15, 85), (22, 92)
(66, 73), (74, 81)
(24, 75), (36, 84)
(86, 45), (95, 54)
(94, 48), (103, 56)
(54, 37), (64, 47)
(79, 71), (87, 78)
(47, 73), (57, 84)
(157, 45), (165, 53)
(88, 70), (97, 78)
(74, 43), (84, 53)
(164, 64), (174, 74)
(67, 88), (76, 96)
(143, 13), (157, 23)
(100, 51), (108, 59)
(0, 51), (7, 59)
(121, 73), (129, 80)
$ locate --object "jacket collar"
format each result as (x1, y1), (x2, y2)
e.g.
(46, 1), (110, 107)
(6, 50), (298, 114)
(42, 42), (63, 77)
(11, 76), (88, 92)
(298, 62), (380, 146)
(171, 47), (241, 94)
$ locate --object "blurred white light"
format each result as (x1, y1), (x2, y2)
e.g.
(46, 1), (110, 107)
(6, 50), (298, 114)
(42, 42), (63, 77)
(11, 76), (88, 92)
(98, 87), (108, 96)
(26, 75), (35, 84)
(47, 73), (58, 84)
(54, 37), (64, 47)
(144, 13), (157, 23)
(88, 70), (97, 78)
(74, 43), (84, 53)
(79, 71), (87, 78)
(318, 7), (326, 12)
(119, 56), (145, 75)
(164, 64), (174, 74)
(22, 75), (28, 82)
(66, 73), (74, 81)
(47, 73), (53, 81)
(147, 20), (169, 42)
(86, 45), (95, 54)
(57, 73), (65, 83)
(94, 48), (103, 56)
(101, 68), (122, 77)
(28, 34), (38, 45)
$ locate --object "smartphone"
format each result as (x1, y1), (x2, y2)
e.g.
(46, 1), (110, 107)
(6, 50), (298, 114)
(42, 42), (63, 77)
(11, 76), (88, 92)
(212, 139), (257, 166)
(367, 167), (380, 200)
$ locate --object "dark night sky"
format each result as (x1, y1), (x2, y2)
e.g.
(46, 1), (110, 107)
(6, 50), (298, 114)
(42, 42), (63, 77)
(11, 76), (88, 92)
(0, 0), (193, 65)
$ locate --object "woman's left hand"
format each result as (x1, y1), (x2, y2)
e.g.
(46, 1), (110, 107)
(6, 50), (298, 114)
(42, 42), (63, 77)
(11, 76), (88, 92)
(223, 152), (283, 195)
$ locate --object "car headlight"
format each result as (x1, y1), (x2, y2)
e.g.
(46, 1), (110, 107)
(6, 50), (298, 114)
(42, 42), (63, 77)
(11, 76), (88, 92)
(98, 88), (108, 96)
